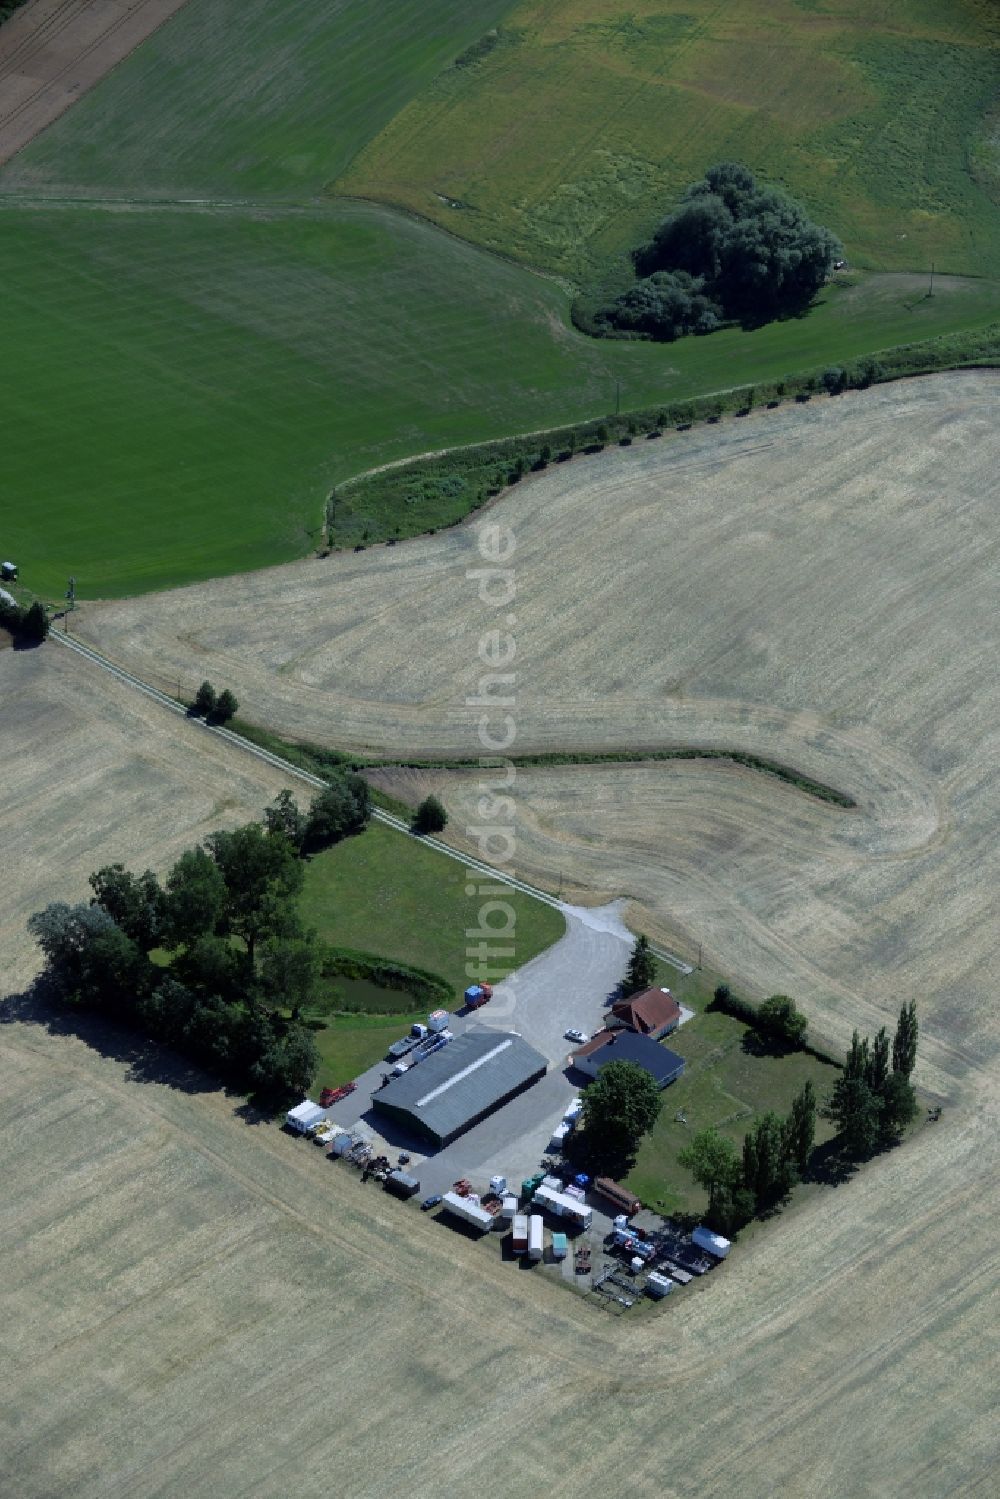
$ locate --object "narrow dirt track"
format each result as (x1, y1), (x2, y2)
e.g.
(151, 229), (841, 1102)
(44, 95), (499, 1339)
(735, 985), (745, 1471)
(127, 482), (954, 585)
(0, 0), (191, 165)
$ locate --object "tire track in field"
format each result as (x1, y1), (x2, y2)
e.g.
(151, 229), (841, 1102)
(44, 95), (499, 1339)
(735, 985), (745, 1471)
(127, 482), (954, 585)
(0, 0), (193, 165)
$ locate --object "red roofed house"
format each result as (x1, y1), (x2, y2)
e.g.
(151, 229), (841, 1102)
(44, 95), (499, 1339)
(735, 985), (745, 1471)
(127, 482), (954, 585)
(610, 986), (681, 1041)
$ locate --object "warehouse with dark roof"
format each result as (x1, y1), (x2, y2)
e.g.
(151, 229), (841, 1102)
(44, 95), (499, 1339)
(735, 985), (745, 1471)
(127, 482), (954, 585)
(372, 1030), (548, 1147)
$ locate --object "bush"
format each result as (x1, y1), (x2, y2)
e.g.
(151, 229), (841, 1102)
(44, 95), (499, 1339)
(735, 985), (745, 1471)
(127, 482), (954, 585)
(20, 600), (48, 642)
(413, 794), (447, 834)
(213, 688), (239, 723)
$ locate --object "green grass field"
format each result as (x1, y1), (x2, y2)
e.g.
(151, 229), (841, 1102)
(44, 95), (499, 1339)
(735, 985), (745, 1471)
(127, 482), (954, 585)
(4, 198), (997, 597)
(296, 819), (564, 1084)
(1, 0), (998, 596)
(341, 0), (1000, 280)
(299, 821), (565, 995)
(0, 0), (513, 200)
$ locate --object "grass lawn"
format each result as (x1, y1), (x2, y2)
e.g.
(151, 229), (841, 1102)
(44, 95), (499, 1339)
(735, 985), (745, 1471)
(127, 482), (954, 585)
(342, 0), (1000, 281)
(3, 197), (996, 598)
(297, 820), (564, 1083)
(300, 821), (565, 995)
(624, 1000), (840, 1217)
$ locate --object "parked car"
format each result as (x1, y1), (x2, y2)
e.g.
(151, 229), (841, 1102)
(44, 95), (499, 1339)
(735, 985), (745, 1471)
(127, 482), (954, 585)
(421, 1194), (443, 1211)
(565, 1028), (588, 1045)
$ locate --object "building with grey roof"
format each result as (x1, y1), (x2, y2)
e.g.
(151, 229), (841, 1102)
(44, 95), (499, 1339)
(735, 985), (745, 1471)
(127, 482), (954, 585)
(571, 1029), (685, 1089)
(372, 1029), (548, 1147)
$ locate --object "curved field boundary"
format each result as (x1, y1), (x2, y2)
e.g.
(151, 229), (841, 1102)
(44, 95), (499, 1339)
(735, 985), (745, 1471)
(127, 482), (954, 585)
(367, 749), (857, 809)
(0, 0), (192, 165)
(50, 630), (694, 974)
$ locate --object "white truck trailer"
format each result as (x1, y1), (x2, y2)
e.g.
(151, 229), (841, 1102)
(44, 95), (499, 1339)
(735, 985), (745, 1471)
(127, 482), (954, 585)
(692, 1226), (731, 1259)
(532, 1183), (593, 1231)
(527, 1214), (544, 1262)
(512, 1213), (528, 1254)
(441, 1191), (495, 1234)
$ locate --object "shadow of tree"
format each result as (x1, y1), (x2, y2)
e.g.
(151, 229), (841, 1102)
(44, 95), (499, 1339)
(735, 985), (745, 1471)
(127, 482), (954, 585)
(741, 1030), (797, 1060)
(804, 1136), (860, 1188)
(0, 979), (269, 1113)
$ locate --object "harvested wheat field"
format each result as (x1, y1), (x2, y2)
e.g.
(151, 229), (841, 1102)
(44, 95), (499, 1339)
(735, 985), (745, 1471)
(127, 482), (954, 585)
(7, 370), (998, 1494)
(0, 640), (297, 986)
(79, 370), (1000, 1067)
(0, 0), (191, 165)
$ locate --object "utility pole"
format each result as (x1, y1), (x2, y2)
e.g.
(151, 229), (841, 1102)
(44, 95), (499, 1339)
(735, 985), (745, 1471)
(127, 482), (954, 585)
(615, 380), (621, 416)
(64, 576), (75, 634)
(928, 261), (935, 298)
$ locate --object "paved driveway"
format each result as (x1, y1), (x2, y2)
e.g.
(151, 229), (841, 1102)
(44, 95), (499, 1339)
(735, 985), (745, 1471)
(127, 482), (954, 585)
(327, 900), (633, 1193)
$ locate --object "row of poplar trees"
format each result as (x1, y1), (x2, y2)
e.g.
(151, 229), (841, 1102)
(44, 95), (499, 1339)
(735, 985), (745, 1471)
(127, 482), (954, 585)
(825, 1001), (919, 1157)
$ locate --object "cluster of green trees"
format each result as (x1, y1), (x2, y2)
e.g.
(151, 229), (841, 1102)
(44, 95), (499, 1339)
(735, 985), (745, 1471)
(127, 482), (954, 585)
(679, 1003), (920, 1232)
(678, 1081), (817, 1233)
(27, 780), (372, 1100)
(192, 680), (238, 723)
(0, 594), (48, 643)
(823, 1003), (919, 1157)
(595, 162), (841, 342)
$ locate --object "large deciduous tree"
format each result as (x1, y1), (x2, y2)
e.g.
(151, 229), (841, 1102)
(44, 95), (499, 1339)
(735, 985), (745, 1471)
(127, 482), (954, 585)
(89, 863), (166, 952)
(580, 1060), (663, 1171)
(163, 847), (227, 949)
(205, 822), (303, 962)
(679, 1127), (740, 1205)
(304, 774), (372, 852)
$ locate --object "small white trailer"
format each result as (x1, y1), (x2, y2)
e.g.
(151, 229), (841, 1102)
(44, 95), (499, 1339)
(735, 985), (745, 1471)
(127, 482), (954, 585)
(286, 1099), (326, 1134)
(692, 1226), (731, 1260)
(528, 1215), (544, 1262)
(441, 1192), (494, 1234)
(532, 1183), (593, 1231)
(646, 1272), (676, 1299)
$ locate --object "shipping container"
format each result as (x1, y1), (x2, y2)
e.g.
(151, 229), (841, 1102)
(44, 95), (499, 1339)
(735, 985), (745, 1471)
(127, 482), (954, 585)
(528, 1215), (544, 1261)
(441, 1191), (494, 1233)
(594, 1177), (641, 1216)
(532, 1183), (593, 1230)
(512, 1214), (529, 1254)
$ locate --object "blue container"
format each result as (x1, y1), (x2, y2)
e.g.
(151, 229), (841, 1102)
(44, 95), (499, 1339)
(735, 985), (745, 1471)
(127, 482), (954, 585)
(464, 985), (483, 1003)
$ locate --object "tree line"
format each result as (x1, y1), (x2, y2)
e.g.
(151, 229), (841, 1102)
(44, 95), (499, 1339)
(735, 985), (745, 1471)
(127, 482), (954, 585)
(27, 778), (372, 1101)
(679, 1002), (919, 1232)
(593, 162), (842, 343)
(678, 1081), (817, 1234)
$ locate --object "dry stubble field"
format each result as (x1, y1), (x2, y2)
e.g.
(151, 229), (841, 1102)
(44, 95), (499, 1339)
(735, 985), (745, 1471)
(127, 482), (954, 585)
(5, 372), (998, 1494)
(0, 641), (298, 985)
